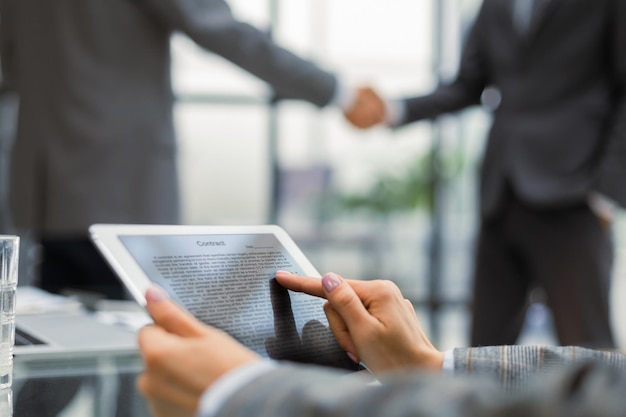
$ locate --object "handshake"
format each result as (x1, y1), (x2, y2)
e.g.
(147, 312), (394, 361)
(343, 86), (390, 129)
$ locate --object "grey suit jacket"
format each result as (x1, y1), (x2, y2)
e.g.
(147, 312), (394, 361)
(212, 346), (626, 417)
(398, 0), (626, 217)
(0, 0), (337, 235)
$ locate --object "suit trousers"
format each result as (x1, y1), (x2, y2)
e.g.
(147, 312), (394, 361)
(470, 189), (615, 348)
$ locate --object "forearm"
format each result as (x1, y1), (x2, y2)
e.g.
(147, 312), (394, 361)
(397, 83), (483, 126)
(394, 6), (488, 127)
(207, 361), (626, 417)
(138, 0), (337, 107)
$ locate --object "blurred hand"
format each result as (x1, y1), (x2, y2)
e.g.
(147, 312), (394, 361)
(344, 86), (387, 129)
(275, 271), (443, 374)
(137, 286), (261, 417)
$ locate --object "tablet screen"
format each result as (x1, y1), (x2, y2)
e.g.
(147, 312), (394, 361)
(96, 227), (359, 371)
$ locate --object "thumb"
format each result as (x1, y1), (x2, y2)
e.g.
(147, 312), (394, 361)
(144, 285), (206, 337)
(321, 273), (373, 332)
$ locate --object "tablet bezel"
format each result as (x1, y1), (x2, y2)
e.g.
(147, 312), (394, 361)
(89, 223), (321, 306)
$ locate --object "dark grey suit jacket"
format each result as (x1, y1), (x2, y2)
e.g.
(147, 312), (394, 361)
(0, 0), (337, 234)
(398, 0), (626, 217)
(212, 346), (626, 417)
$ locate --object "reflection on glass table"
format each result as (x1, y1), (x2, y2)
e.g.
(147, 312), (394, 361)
(13, 351), (149, 417)
(11, 288), (153, 417)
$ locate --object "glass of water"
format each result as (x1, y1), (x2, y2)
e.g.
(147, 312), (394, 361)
(0, 236), (18, 390)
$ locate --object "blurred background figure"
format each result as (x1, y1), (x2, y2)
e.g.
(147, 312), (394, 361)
(353, 0), (626, 348)
(0, 81), (16, 234)
(0, 0), (384, 301)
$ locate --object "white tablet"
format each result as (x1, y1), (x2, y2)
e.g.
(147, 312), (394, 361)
(89, 223), (360, 370)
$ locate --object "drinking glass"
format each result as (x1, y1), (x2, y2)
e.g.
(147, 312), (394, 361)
(0, 236), (19, 391)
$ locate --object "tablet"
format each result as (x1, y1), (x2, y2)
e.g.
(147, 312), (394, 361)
(89, 224), (359, 371)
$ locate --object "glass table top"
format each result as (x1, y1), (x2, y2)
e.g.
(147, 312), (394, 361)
(11, 349), (150, 417)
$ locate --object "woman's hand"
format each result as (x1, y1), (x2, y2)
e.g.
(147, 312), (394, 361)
(275, 271), (443, 374)
(137, 286), (261, 417)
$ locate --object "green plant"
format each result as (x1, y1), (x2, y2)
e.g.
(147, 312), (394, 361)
(332, 150), (462, 216)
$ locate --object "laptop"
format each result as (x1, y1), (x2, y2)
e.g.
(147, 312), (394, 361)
(13, 312), (139, 361)
(13, 287), (140, 360)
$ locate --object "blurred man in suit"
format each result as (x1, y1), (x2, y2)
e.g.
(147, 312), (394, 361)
(352, 0), (626, 348)
(137, 271), (626, 417)
(0, 0), (384, 299)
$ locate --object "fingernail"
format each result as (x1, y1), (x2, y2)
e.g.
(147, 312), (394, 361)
(347, 352), (358, 363)
(146, 285), (169, 303)
(276, 270), (292, 275)
(322, 273), (341, 293)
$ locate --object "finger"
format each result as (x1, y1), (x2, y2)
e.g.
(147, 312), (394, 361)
(137, 370), (198, 414)
(323, 303), (359, 361)
(404, 298), (416, 316)
(145, 286), (206, 337)
(138, 325), (186, 370)
(275, 272), (377, 306)
(138, 324), (171, 354)
(275, 271), (326, 298)
(138, 324), (190, 357)
(320, 272), (374, 331)
(138, 326), (222, 401)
